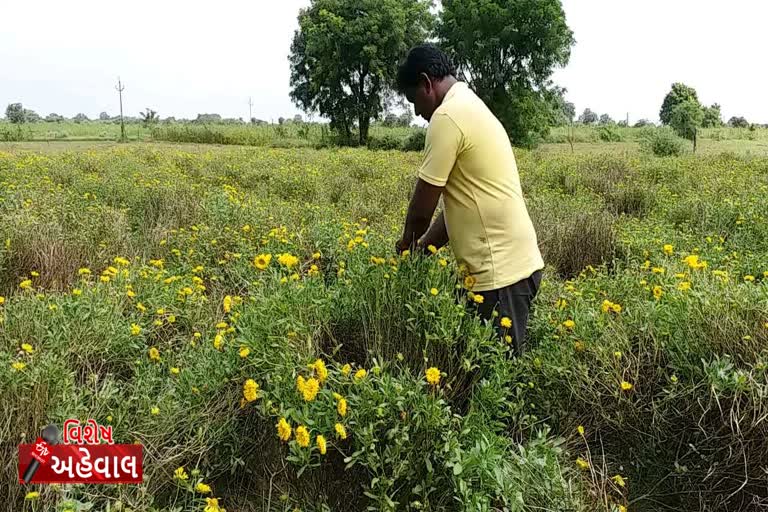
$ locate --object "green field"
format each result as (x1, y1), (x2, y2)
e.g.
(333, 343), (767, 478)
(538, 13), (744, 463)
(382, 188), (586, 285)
(3, 143), (768, 511)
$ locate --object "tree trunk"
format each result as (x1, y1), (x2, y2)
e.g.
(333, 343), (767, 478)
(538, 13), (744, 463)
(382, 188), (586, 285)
(693, 128), (697, 154)
(359, 113), (369, 146)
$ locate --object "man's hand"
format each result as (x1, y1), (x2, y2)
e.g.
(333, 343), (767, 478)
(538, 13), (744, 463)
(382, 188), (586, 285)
(395, 238), (411, 254)
(398, 178), (444, 253)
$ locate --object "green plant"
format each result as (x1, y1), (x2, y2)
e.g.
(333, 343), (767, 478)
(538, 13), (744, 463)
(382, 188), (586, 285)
(639, 127), (686, 157)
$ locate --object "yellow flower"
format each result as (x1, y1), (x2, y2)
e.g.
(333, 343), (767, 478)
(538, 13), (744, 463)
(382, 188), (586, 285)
(337, 397), (348, 417)
(505, 335), (513, 344)
(19, 279), (32, 290)
(203, 497), (224, 512)
(316, 434), (327, 455)
(239, 347), (250, 358)
(174, 466), (189, 480)
(341, 363), (351, 376)
(150, 406), (160, 415)
(430, 287), (438, 296)
(214, 333), (224, 350)
(612, 474), (627, 487)
(611, 303), (622, 313)
(254, 254), (272, 270)
(25, 491), (40, 500)
(683, 254), (707, 269)
(652, 286), (663, 300)
(12, 361), (26, 371)
(100, 275), (110, 283)
(438, 258), (447, 267)
(223, 295), (233, 313)
(78, 267), (91, 276)
(354, 368), (367, 381)
(0, 296), (5, 305)
(277, 417), (292, 442)
(301, 377), (319, 401)
(620, 381), (633, 391)
(574, 340), (585, 352)
(278, 253), (299, 268)
(651, 267), (665, 274)
(136, 302), (147, 313)
(170, 367), (180, 375)
(425, 367), (441, 386)
(744, 275), (755, 282)
(295, 425), (310, 447)
(243, 379), (259, 402)
(555, 298), (567, 309)
(500, 317), (512, 329)
(614, 351), (622, 359)
(131, 323), (142, 336)
(313, 359), (328, 383)
(148, 346), (160, 361)
(563, 319), (575, 330)
(577, 425), (585, 436)
(215, 321), (228, 329)
(21, 343), (34, 354)
(427, 244), (437, 254)
(472, 293), (484, 304)
(663, 244), (673, 255)
(575, 457), (590, 470)
(670, 374), (678, 383)
(678, 281), (691, 291)
(195, 482), (212, 494)
(618, 506), (627, 512)
(334, 423), (347, 440)
(312, 251), (321, 260)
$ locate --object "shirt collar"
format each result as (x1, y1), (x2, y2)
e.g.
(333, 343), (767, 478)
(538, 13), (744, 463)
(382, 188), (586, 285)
(442, 81), (465, 103)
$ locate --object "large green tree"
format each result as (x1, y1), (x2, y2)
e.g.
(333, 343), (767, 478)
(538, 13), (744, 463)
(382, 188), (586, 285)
(701, 103), (723, 128)
(659, 83), (699, 126)
(289, 0), (433, 145)
(438, 0), (574, 147)
(5, 103), (25, 124)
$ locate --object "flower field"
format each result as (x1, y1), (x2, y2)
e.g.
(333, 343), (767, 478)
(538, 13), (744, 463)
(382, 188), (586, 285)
(3, 146), (768, 511)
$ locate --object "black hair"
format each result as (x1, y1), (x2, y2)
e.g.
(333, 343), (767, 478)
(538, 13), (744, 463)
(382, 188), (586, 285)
(396, 44), (456, 93)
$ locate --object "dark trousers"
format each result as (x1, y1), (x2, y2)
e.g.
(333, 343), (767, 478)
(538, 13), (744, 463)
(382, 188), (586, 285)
(468, 270), (542, 355)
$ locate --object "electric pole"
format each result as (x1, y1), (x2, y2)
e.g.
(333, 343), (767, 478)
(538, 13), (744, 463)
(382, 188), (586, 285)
(116, 77), (126, 142)
(248, 97), (254, 123)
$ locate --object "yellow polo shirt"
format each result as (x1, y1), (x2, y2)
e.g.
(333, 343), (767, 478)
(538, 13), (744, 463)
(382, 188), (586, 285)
(418, 81), (544, 292)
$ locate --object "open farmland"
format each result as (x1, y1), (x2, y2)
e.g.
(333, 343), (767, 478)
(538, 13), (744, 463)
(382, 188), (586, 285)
(3, 145), (768, 511)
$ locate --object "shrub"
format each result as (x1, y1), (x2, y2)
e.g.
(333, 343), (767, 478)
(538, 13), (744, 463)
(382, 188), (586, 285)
(640, 127), (686, 157)
(597, 125), (623, 142)
(366, 134), (402, 151)
(402, 130), (426, 152)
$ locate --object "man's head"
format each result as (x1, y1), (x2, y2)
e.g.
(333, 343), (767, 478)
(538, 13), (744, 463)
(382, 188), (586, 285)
(397, 44), (457, 122)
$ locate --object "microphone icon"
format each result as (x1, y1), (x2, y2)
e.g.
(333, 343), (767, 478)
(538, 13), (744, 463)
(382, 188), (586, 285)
(21, 424), (60, 484)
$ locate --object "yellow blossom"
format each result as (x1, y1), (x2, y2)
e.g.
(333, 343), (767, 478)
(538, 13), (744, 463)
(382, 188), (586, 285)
(612, 474), (627, 487)
(243, 379), (259, 402)
(472, 293), (484, 304)
(663, 244), (673, 255)
(295, 425), (310, 447)
(652, 267), (665, 274)
(341, 363), (351, 376)
(19, 279), (32, 290)
(174, 466), (189, 480)
(316, 434), (327, 455)
(576, 457), (590, 470)
(301, 377), (319, 401)
(277, 253), (299, 268)
(425, 367), (441, 386)
(337, 397), (348, 417)
(170, 367), (180, 375)
(277, 417), (292, 441)
(131, 323), (142, 336)
(223, 295), (232, 313)
(335, 423), (347, 439)
(254, 254), (272, 270)
(438, 258), (447, 267)
(463, 275), (477, 290)
(148, 347), (160, 361)
(427, 244), (437, 254)
(78, 268), (91, 276)
(239, 347), (250, 358)
(21, 343), (34, 354)
(354, 368), (367, 381)
(12, 361), (26, 371)
(577, 425), (585, 436)
(214, 333), (224, 350)
(652, 285), (663, 300)
(430, 287), (439, 296)
(203, 497), (224, 512)
(563, 319), (575, 330)
(678, 281), (691, 291)
(313, 359), (328, 383)
(500, 317), (512, 328)
(25, 491), (40, 500)
(151, 406), (160, 415)
(195, 482), (212, 494)
(744, 275), (755, 282)
(620, 381), (633, 391)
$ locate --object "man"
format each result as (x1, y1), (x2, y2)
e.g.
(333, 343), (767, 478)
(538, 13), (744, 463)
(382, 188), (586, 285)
(395, 44), (544, 355)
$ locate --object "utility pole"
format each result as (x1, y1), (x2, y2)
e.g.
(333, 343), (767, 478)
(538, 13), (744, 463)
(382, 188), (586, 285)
(116, 77), (126, 142)
(248, 97), (254, 123)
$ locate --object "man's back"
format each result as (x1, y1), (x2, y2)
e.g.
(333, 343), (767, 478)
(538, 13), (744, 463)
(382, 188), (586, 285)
(418, 81), (544, 292)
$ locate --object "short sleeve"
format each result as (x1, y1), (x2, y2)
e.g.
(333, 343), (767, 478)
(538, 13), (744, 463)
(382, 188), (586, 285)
(417, 113), (463, 187)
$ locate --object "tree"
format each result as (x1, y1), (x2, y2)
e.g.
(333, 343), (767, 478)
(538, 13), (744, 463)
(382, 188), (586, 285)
(6, 103), (25, 124)
(660, 83), (699, 125)
(382, 113), (399, 127)
(24, 109), (40, 122)
(99, 112), (110, 121)
(634, 119), (653, 128)
(578, 108), (598, 125)
(669, 99), (703, 152)
(728, 116), (749, 128)
(397, 111), (413, 127)
(278, 117), (285, 125)
(599, 113), (614, 125)
(139, 108), (159, 126)
(439, 0), (574, 147)
(195, 113), (222, 123)
(293, 114), (303, 123)
(290, 0), (434, 145)
(73, 113), (90, 123)
(548, 86), (574, 126)
(701, 104), (722, 128)
(45, 113), (64, 122)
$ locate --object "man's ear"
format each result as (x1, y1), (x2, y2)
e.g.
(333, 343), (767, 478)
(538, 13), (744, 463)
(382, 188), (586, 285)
(419, 72), (432, 94)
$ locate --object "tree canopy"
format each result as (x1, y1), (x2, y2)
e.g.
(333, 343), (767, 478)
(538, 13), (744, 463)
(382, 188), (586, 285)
(660, 83), (699, 126)
(438, 0), (573, 146)
(289, 0), (433, 145)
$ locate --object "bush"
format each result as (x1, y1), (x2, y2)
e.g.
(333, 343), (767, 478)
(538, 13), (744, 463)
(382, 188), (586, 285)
(597, 125), (623, 142)
(402, 130), (426, 152)
(640, 128), (686, 157)
(366, 134), (402, 151)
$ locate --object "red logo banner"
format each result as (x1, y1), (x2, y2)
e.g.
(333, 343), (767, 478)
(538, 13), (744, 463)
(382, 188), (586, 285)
(18, 444), (143, 484)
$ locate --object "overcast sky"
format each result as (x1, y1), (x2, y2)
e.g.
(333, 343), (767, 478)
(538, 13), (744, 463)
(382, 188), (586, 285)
(1, 0), (766, 124)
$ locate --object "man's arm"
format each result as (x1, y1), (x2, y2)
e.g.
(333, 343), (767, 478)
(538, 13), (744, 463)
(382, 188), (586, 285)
(397, 178), (444, 252)
(419, 211), (449, 251)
